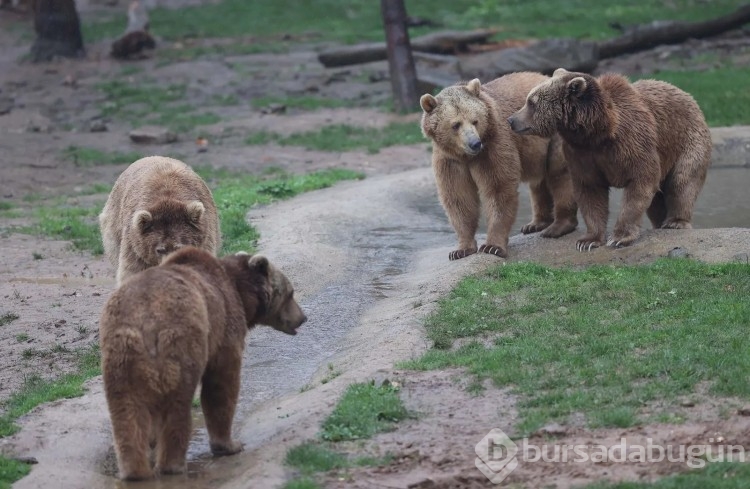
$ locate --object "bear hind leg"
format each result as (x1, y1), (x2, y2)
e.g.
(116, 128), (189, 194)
(110, 397), (153, 481)
(661, 155), (709, 229)
(541, 170), (578, 238)
(646, 191), (667, 229)
(521, 180), (553, 234)
(154, 397), (193, 475)
(202, 367), (244, 456)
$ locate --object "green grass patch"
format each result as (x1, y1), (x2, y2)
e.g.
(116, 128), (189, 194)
(634, 66), (750, 126)
(245, 122), (425, 154)
(30, 205), (103, 255)
(0, 202), (13, 211)
(0, 313), (19, 327)
(0, 455), (31, 489)
(402, 260), (750, 434)
(320, 381), (408, 442)
(0, 344), (100, 437)
(82, 0), (744, 47)
(197, 167), (363, 254)
(251, 95), (349, 111)
(585, 462), (750, 488)
(281, 478), (321, 489)
(286, 442), (349, 474)
(62, 146), (142, 167)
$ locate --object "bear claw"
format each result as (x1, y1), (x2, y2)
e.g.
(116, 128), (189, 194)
(576, 240), (601, 252)
(448, 248), (477, 261)
(478, 244), (507, 258)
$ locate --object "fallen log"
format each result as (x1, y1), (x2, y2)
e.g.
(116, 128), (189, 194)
(598, 4), (750, 59)
(318, 28), (497, 67)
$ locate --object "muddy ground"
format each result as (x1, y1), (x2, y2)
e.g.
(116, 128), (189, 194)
(1, 2), (750, 488)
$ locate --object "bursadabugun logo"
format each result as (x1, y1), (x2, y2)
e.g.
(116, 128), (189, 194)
(474, 428), (519, 484)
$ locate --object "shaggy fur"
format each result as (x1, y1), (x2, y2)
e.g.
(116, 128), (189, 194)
(508, 68), (712, 250)
(421, 72), (577, 261)
(100, 247), (307, 481)
(99, 156), (221, 285)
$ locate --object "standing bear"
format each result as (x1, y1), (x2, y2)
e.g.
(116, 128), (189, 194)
(420, 72), (577, 261)
(508, 68), (712, 251)
(100, 247), (307, 480)
(99, 155), (221, 285)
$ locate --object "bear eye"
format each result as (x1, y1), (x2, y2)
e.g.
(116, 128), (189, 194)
(452, 122), (461, 131)
(472, 120), (478, 126)
(528, 99), (535, 108)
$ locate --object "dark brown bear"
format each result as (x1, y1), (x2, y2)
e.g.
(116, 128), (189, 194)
(508, 68), (712, 251)
(100, 247), (306, 480)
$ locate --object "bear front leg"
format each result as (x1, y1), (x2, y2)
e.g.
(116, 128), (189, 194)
(610, 182), (656, 248)
(521, 180), (553, 234)
(542, 170), (578, 238)
(433, 159), (480, 261)
(201, 362), (243, 456)
(575, 182), (608, 252)
(479, 185), (518, 259)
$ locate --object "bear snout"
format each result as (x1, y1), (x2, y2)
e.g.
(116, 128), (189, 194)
(507, 114), (528, 134)
(469, 139), (482, 152)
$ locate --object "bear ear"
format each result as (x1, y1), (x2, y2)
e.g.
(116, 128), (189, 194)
(186, 200), (205, 222)
(420, 94), (438, 113)
(465, 78), (481, 96)
(553, 68), (570, 78)
(248, 255), (269, 276)
(131, 210), (152, 232)
(567, 77), (588, 97)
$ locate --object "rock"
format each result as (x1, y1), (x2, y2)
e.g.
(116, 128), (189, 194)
(733, 253), (749, 264)
(459, 38), (600, 81)
(557, 306), (568, 314)
(667, 247), (690, 259)
(535, 422), (567, 437)
(738, 406), (750, 416)
(710, 126), (750, 168)
(0, 96), (13, 115)
(89, 120), (107, 133)
(129, 126), (177, 144)
(680, 400), (695, 408)
(260, 103), (286, 115)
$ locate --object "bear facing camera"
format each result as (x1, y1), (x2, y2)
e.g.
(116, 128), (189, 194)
(100, 247), (307, 480)
(420, 72), (578, 262)
(508, 68), (712, 251)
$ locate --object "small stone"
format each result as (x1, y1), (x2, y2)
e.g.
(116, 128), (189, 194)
(0, 96), (13, 115)
(667, 247), (689, 259)
(260, 103), (286, 115)
(737, 406), (750, 416)
(732, 253), (749, 264)
(129, 126), (177, 145)
(89, 120), (107, 133)
(557, 306), (568, 314)
(680, 400), (695, 408)
(536, 422), (567, 437)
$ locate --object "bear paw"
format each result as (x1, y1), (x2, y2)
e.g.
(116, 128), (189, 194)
(576, 238), (602, 252)
(661, 218), (692, 230)
(540, 220), (577, 238)
(607, 231), (639, 248)
(521, 220), (552, 234)
(211, 440), (244, 457)
(478, 244), (507, 258)
(448, 248), (477, 261)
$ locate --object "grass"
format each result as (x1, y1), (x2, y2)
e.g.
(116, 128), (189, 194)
(320, 381), (409, 442)
(15, 334), (29, 343)
(585, 462), (750, 488)
(82, 0), (745, 46)
(402, 259), (750, 435)
(245, 122), (425, 154)
(62, 146), (142, 167)
(286, 441), (393, 474)
(0, 313), (19, 327)
(97, 81), (219, 132)
(251, 95), (350, 111)
(633, 66), (750, 126)
(0, 344), (100, 437)
(281, 479), (321, 489)
(0, 456), (31, 489)
(31, 205), (103, 255)
(0, 202), (13, 211)
(196, 167), (363, 254)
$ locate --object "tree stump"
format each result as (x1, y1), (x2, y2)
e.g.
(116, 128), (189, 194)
(30, 0), (84, 62)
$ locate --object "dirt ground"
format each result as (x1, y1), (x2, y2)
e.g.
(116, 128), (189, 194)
(1, 2), (750, 489)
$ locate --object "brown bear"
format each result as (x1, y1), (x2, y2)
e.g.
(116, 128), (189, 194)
(508, 68), (712, 251)
(99, 156), (221, 285)
(420, 72), (577, 261)
(100, 247), (307, 481)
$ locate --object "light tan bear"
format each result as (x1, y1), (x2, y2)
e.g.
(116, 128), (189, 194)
(508, 69), (712, 251)
(99, 156), (220, 285)
(100, 247), (307, 481)
(420, 72), (577, 261)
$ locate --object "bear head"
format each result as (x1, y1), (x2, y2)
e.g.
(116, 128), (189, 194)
(225, 252), (307, 336)
(420, 78), (492, 158)
(508, 68), (604, 139)
(129, 198), (208, 266)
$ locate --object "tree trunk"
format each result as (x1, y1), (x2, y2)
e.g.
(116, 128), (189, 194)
(380, 0), (419, 113)
(30, 0), (84, 62)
